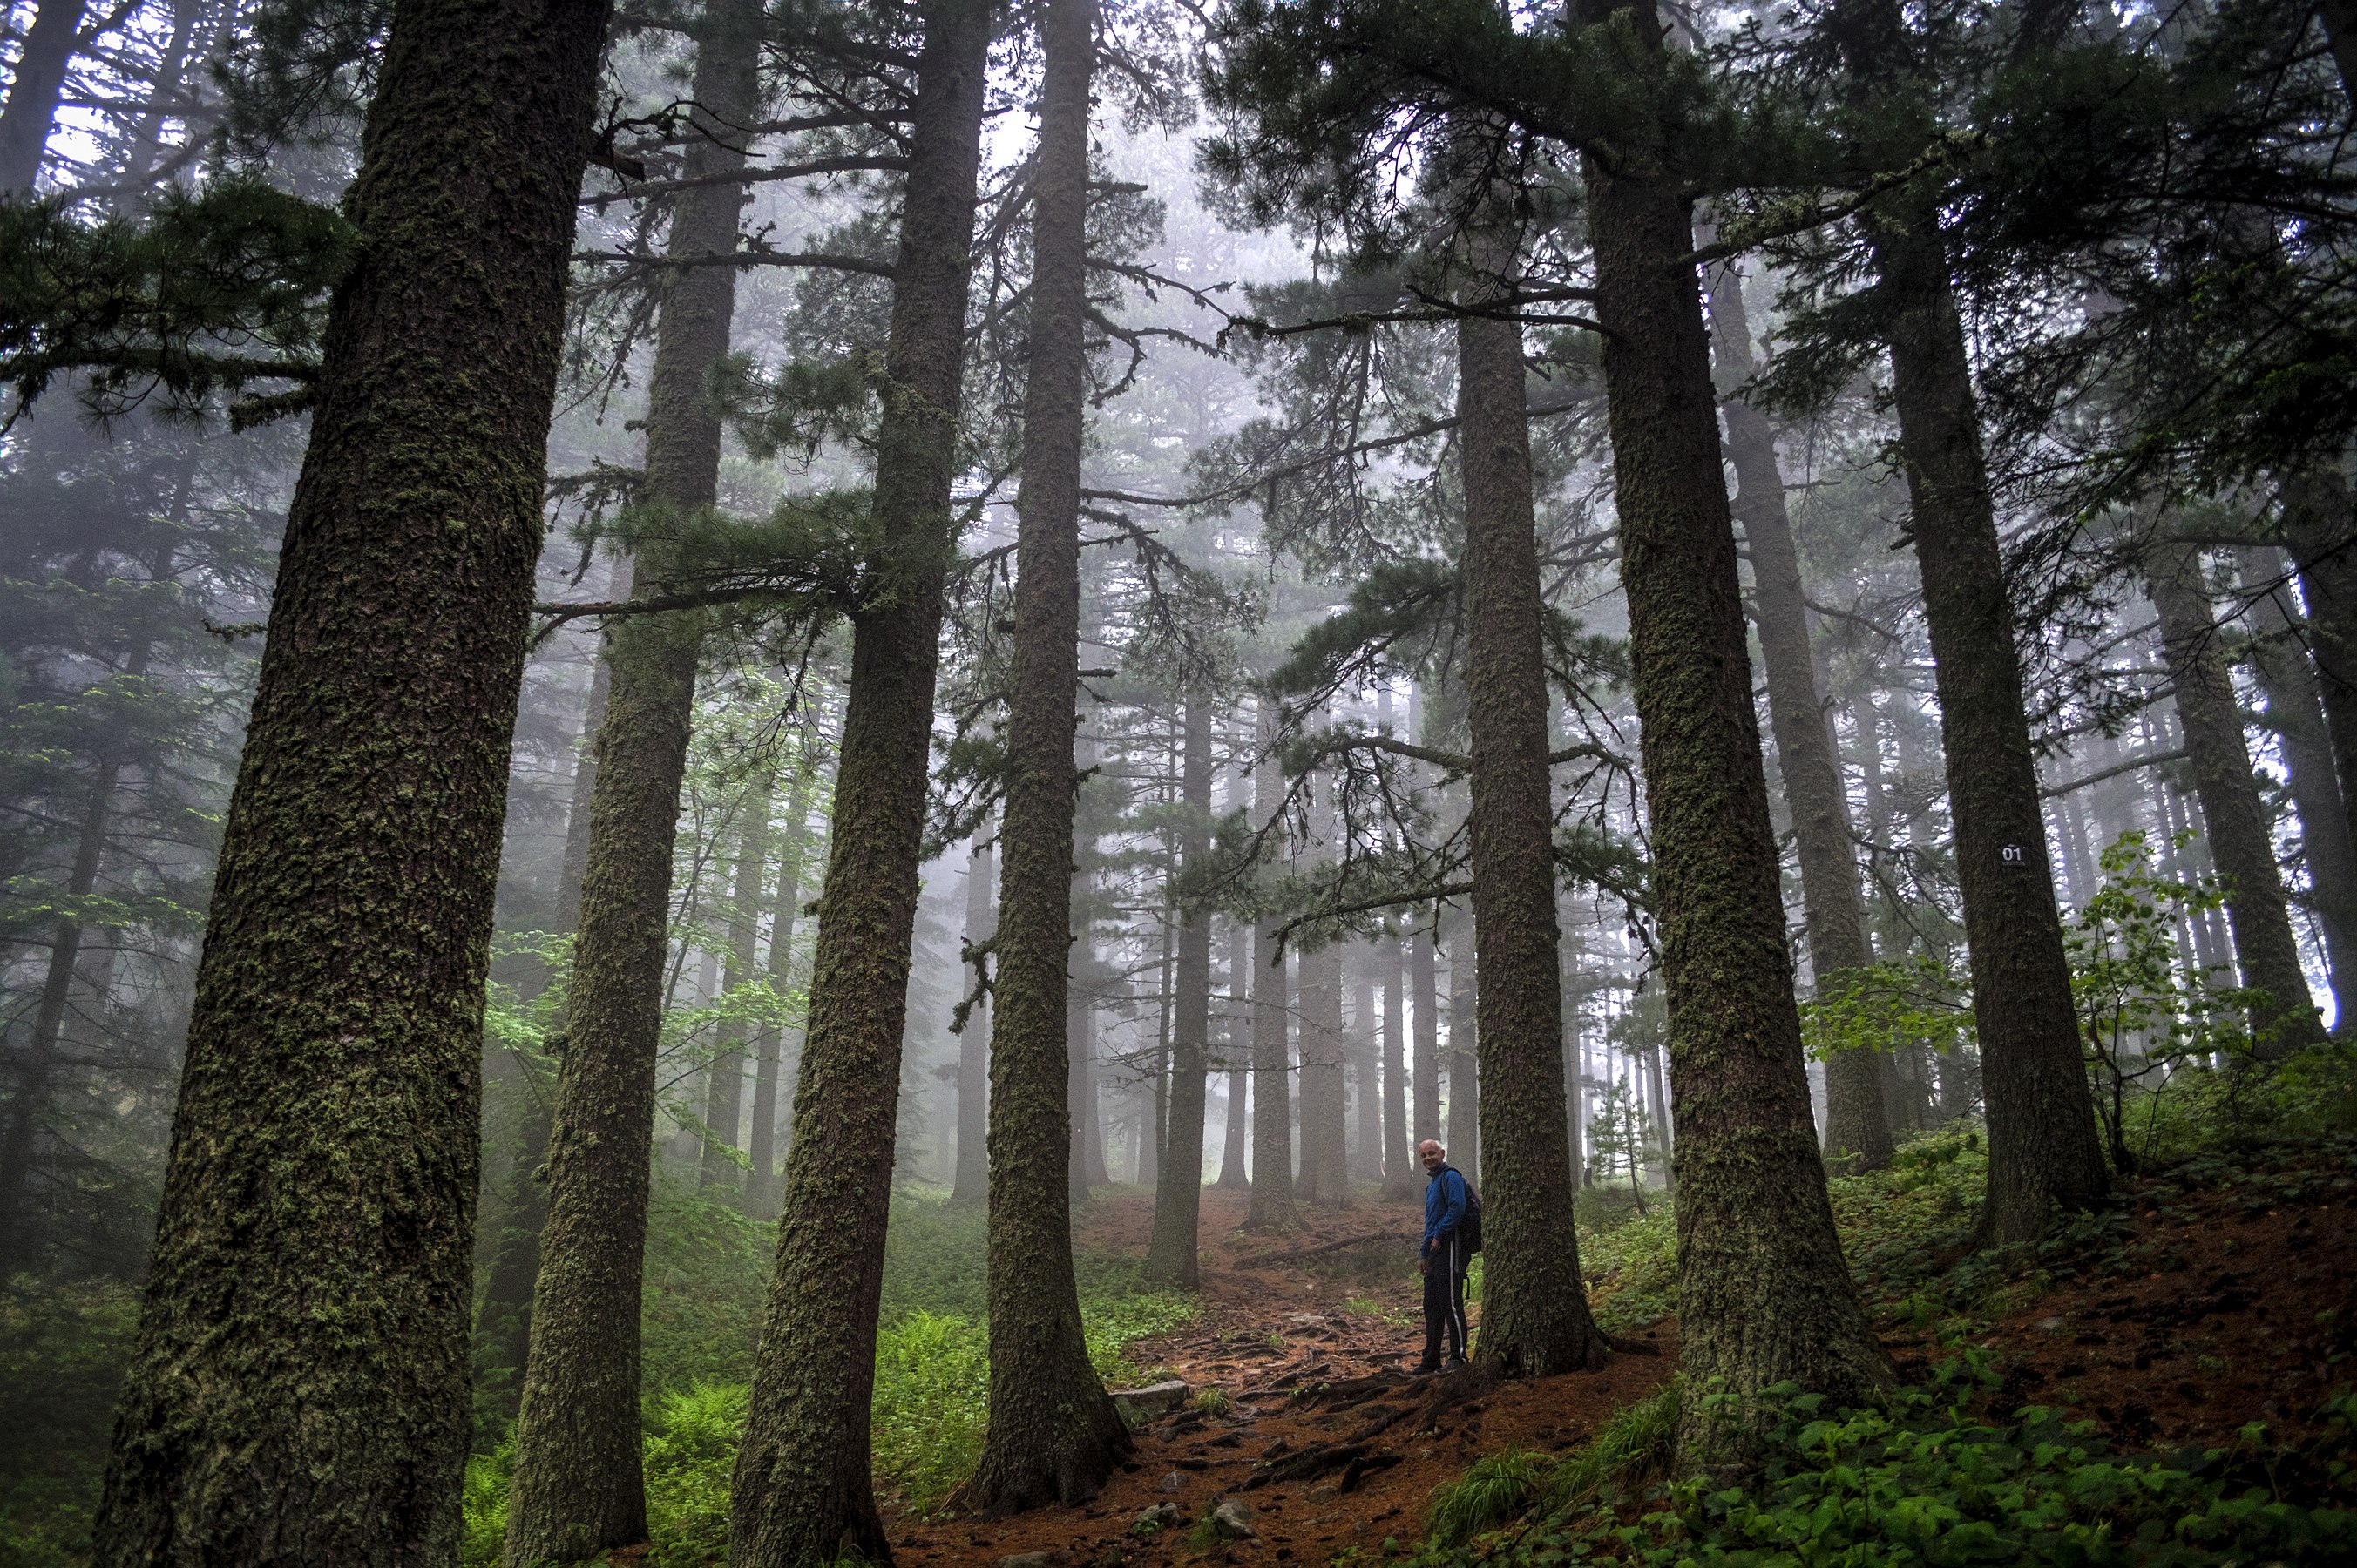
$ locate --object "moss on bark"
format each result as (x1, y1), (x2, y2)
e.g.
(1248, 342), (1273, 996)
(728, 5), (994, 1560)
(1573, 0), (1892, 1456)
(91, 0), (612, 1558)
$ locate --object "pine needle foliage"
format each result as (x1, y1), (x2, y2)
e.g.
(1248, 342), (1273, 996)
(0, 180), (355, 427)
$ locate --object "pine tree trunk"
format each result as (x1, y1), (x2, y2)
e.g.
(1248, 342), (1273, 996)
(474, 620), (613, 1426)
(1703, 259), (1893, 1171)
(1380, 932), (1413, 1197)
(1412, 920), (1440, 1145)
(503, 0), (761, 1551)
(0, 0), (89, 194)
(1298, 936), (1348, 1205)
(1249, 696), (1297, 1226)
(746, 774), (811, 1219)
(1148, 693), (1215, 1284)
(962, 0), (1132, 1501)
(2238, 544), (2357, 1017)
(703, 781), (775, 1192)
(729, 5), (992, 1558)
(91, 0), (611, 1555)
(1574, 8), (1892, 1441)
(1870, 216), (2110, 1243)
(1453, 276), (1603, 1376)
(2145, 541), (2326, 1053)
(951, 821), (994, 1206)
(1350, 953), (1383, 1183)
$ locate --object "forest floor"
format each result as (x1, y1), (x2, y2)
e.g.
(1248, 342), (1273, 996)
(882, 1146), (2357, 1568)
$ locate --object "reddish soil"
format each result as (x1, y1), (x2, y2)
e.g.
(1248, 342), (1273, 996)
(1899, 1159), (2357, 1454)
(887, 1157), (2357, 1568)
(888, 1187), (1675, 1568)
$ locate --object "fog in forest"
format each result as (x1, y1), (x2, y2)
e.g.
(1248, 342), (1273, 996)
(4, 0), (2356, 1563)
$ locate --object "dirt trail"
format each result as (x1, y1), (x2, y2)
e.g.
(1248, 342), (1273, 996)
(885, 1158), (2357, 1567)
(887, 1188), (1676, 1567)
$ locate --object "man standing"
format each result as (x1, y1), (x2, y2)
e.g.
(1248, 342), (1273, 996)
(1415, 1139), (1471, 1371)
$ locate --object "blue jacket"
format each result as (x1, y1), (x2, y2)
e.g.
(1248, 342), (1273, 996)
(1422, 1165), (1468, 1262)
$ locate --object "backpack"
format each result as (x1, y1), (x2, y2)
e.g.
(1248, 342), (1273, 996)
(1443, 1165), (1484, 1254)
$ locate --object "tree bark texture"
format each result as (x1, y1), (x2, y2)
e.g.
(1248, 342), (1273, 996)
(91, 0), (612, 1557)
(1576, 52), (1892, 1441)
(1453, 286), (1603, 1376)
(1148, 693), (1215, 1283)
(1702, 260), (1893, 1172)
(503, 0), (760, 1552)
(2238, 543), (2357, 1017)
(1871, 217), (2110, 1244)
(2145, 541), (2326, 1053)
(729, 3), (992, 1553)
(1249, 697), (1297, 1225)
(952, 821), (995, 1206)
(0, 0), (89, 194)
(962, 0), (1134, 1505)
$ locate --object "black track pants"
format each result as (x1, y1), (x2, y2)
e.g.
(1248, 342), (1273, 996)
(1421, 1233), (1468, 1363)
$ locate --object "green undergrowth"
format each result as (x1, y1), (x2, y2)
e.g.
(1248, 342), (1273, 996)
(0, 1281), (139, 1567)
(459, 1187), (1193, 1566)
(1411, 1357), (2357, 1567)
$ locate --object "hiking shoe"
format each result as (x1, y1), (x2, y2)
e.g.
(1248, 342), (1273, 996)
(1411, 1359), (1441, 1375)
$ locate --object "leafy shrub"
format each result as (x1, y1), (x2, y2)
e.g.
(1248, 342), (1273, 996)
(1578, 1199), (1678, 1331)
(1413, 1357), (2357, 1566)
(0, 1281), (137, 1568)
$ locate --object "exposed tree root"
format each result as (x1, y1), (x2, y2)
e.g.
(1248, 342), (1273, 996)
(1240, 1361), (1504, 1490)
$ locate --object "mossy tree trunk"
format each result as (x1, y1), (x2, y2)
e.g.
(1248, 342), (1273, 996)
(728, 3), (993, 1558)
(963, 0), (1134, 1505)
(502, 1), (762, 1555)
(90, 0), (611, 1556)
(1870, 216), (2109, 1244)
(1575, 0), (1893, 1452)
(1248, 695), (1297, 1227)
(2145, 540), (2326, 1055)
(1702, 259), (1893, 1172)
(1148, 693), (1214, 1284)
(1453, 267), (1604, 1377)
